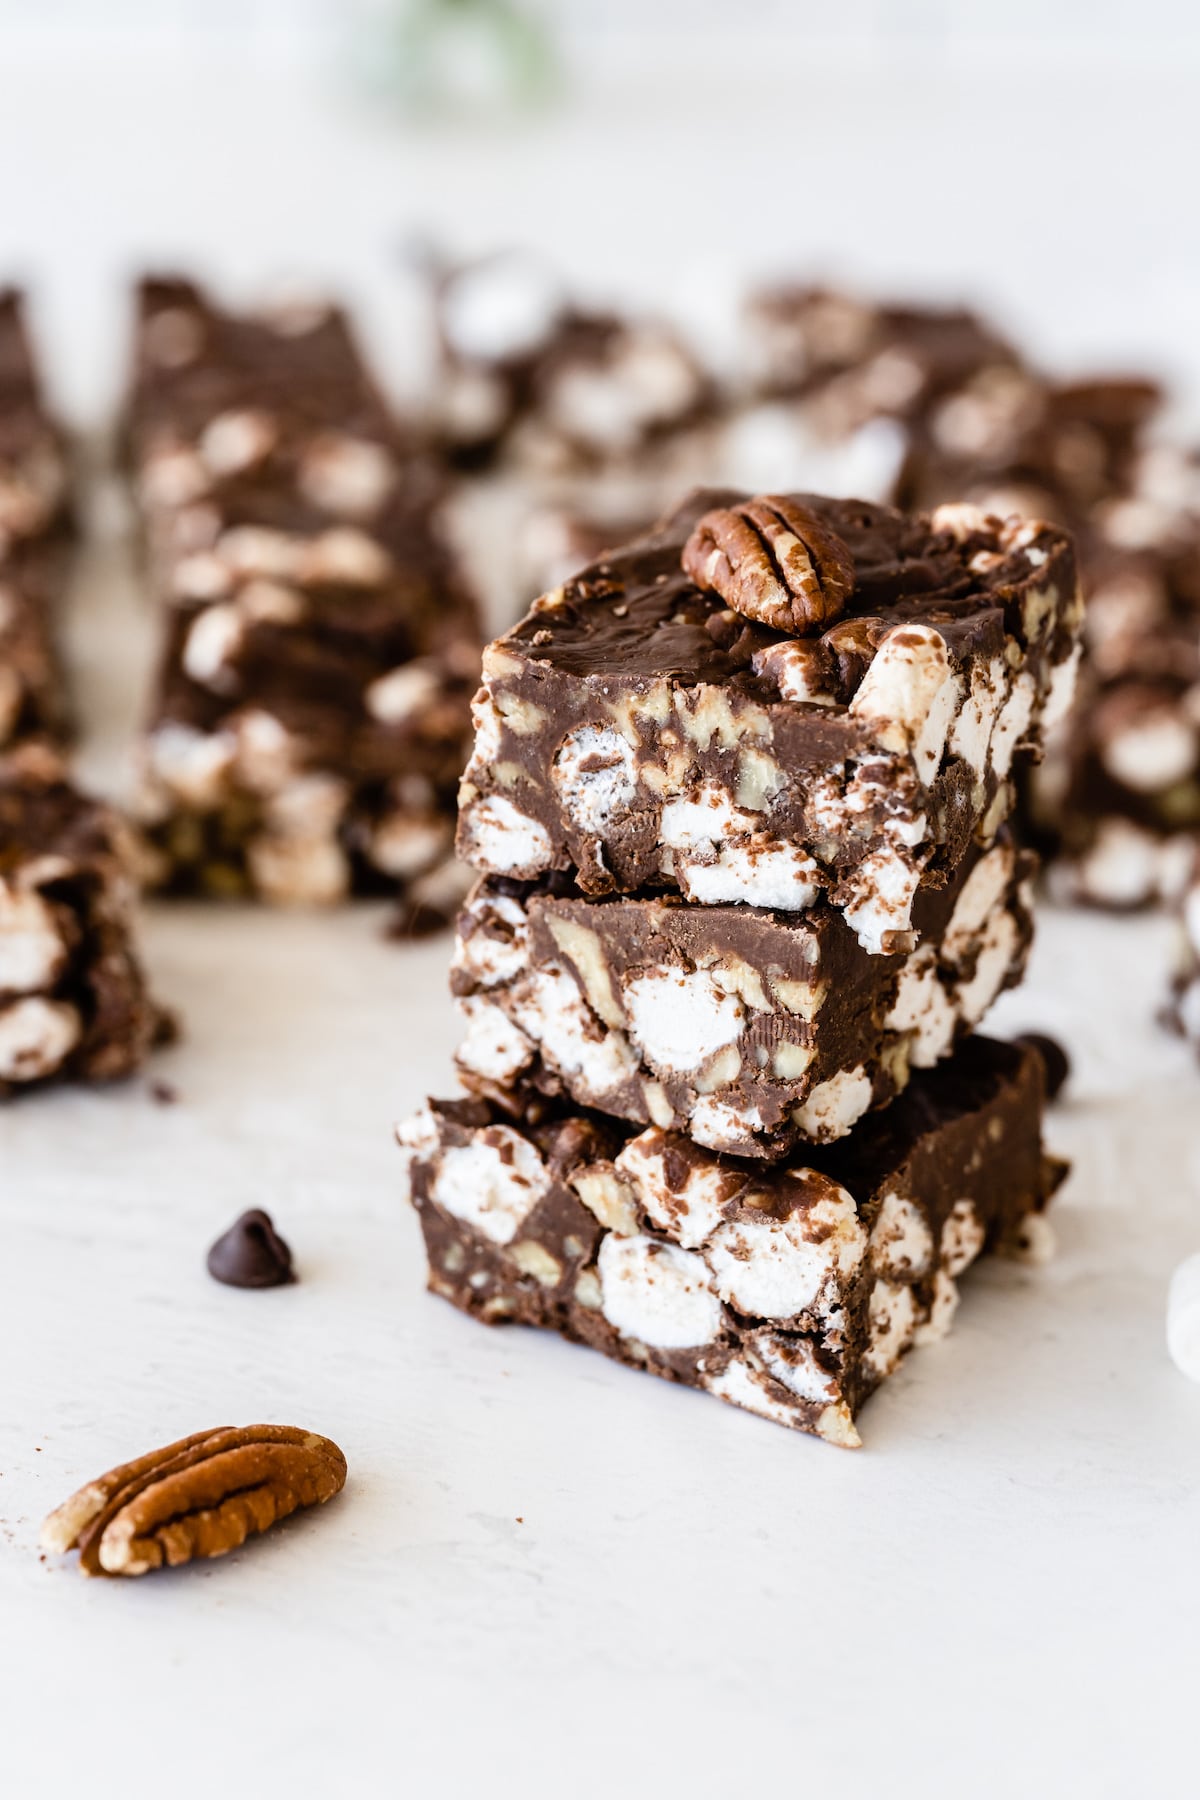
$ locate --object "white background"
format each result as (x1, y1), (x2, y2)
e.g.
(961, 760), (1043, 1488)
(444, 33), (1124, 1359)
(1, 10), (1199, 1797)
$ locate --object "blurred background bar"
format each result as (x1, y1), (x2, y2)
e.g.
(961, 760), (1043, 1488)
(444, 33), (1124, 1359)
(0, 0), (1195, 422)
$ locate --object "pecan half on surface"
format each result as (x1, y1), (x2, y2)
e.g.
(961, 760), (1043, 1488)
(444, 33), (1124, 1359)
(682, 494), (855, 633)
(40, 1424), (347, 1577)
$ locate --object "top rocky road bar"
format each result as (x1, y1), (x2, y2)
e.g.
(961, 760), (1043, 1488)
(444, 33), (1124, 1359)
(457, 489), (1082, 953)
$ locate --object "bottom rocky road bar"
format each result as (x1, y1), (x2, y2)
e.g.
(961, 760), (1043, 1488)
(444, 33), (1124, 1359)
(400, 1037), (1063, 1447)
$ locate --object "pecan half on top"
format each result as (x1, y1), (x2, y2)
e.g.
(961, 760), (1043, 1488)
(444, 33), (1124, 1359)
(40, 1424), (347, 1577)
(682, 494), (855, 634)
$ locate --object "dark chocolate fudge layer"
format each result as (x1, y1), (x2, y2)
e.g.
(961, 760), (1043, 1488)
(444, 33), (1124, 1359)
(458, 488), (1081, 951)
(0, 747), (166, 1094)
(401, 1035), (1063, 1447)
(452, 836), (1034, 1157)
(127, 276), (480, 909)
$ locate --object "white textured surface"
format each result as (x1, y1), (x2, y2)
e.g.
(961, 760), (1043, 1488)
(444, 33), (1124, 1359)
(3, 898), (1200, 1800)
(4, 500), (1200, 1796)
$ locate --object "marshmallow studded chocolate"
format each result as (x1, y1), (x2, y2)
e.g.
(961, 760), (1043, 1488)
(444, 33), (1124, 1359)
(127, 277), (480, 910)
(431, 250), (714, 474)
(0, 748), (165, 1095)
(1023, 446), (1200, 909)
(451, 836), (1034, 1159)
(0, 289), (73, 752)
(457, 489), (1081, 953)
(401, 1036), (1062, 1448)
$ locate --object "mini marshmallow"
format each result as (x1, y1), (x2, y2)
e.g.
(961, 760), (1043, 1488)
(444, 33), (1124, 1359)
(1167, 1253), (1200, 1382)
(615, 1129), (741, 1248)
(199, 408), (277, 476)
(707, 1183), (866, 1319)
(182, 602), (243, 690)
(552, 725), (639, 833)
(432, 1128), (550, 1246)
(598, 1232), (723, 1349)
(0, 996), (81, 1081)
(623, 967), (744, 1076)
(366, 662), (444, 726)
(298, 434), (395, 519)
(0, 885), (66, 994)
(459, 796), (553, 877)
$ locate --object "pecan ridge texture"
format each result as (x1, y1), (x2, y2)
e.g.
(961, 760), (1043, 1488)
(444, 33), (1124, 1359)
(681, 493), (855, 633)
(40, 1423), (347, 1577)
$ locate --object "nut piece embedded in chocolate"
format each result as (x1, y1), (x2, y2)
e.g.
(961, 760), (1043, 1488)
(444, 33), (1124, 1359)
(682, 493), (854, 634)
(206, 1208), (295, 1288)
(40, 1424), (347, 1576)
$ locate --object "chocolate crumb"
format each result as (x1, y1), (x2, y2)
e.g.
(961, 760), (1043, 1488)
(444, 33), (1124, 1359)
(150, 1080), (179, 1106)
(1015, 1032), (1070, 1101)
(206, 1209), (296, 1289)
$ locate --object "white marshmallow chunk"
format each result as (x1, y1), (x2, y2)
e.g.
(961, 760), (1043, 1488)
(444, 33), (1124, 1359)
(460, 795), (553, 876)
(0, 885), (66, 994)
(431, 1128), (550, 1245)
(707, 1184), (866, 1318)
(623, 967), (744, 1076)
(598, 1233), (723, 1349)
(552, 725), (638, 833)
(0, 997), (81, 1081)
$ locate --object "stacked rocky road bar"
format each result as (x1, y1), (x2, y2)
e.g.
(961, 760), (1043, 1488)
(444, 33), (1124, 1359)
(401, 487), (1077, 1444)
(0, 297), (164, 1097)
(0, 290), (72, 751)
(127, 278), (479, 917)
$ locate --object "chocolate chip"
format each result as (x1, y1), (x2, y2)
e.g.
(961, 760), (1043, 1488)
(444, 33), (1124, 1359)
(387, 897), (455, 939)
(1015, 1032), (1070, 1101)
(206, 1209), (295, 1289)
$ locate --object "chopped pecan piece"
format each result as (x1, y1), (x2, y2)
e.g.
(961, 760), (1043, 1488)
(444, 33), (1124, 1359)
(682, 493), (855, 633)
(40, 1424), (347, 1577)
(821, 614), (892, 695)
